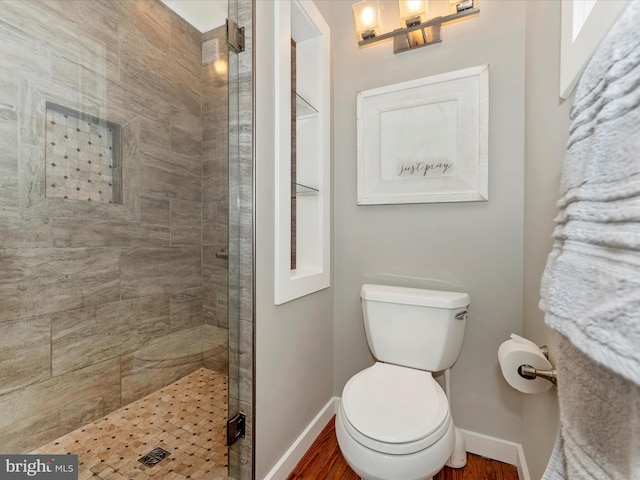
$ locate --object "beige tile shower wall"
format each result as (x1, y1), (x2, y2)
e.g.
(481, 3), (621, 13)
(0, 0), (206, 453)
(202, 24), (230, 374)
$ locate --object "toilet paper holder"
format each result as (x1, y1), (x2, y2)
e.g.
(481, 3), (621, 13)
(517, 345), (557, 385)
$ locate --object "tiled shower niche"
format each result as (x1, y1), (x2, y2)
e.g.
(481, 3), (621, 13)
(45, 103), (122, 204)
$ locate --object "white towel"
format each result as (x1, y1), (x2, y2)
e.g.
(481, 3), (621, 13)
(540, 2), (640, 478)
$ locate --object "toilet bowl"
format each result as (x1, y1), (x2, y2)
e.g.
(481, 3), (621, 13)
(335, 362), (455, 480)
(335, 285), (470, 480)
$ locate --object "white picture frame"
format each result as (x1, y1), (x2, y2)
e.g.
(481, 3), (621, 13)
(357, 65), (489, 205)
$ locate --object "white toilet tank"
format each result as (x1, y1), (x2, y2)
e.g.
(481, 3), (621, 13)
(361, 284), (470, 372)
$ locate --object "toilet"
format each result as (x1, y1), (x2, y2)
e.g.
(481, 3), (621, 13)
(335, 284), (470, 480)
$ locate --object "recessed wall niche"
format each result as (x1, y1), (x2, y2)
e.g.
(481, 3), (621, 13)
(45, 103), (122, 205)
(274, 0), (331, 305)
(18, 81), (140, 221)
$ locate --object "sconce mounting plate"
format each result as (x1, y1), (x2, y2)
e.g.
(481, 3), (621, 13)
(394, 25), (442, 54)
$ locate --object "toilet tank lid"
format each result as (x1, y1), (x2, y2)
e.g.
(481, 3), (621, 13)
(361, 284), (470, 309)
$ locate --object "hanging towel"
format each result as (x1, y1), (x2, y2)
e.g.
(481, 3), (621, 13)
(540, 2), (640, 479)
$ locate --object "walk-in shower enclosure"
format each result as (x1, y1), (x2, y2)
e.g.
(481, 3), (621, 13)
(0, 0), (253, 478)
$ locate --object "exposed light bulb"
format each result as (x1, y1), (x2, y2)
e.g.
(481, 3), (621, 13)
(406, 0), (423, 13)
(361, 6), (375, 27)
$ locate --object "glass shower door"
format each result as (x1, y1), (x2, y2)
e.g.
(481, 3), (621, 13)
(227, 0), (253, 478)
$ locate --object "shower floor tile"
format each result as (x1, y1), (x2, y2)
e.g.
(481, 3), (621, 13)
(31, 368), (229, 480)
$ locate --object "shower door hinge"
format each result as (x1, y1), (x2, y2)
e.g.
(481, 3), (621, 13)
(227, 412), (246, 446)
(226, 18), (245, 53)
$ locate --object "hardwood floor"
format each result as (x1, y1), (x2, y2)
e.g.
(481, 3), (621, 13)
(287, 417), (519, 480)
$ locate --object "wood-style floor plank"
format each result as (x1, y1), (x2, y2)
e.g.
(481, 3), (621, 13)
(288, 417), (519, 480)
(287, 418), (359, 480)
(501, 462), (519, 479)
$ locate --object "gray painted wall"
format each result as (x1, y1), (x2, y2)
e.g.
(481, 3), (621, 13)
(523, 1), (568, 477)
(255, 1), (335, 478)
(330, 0), (526, 443)
(253, 0), (576, 477)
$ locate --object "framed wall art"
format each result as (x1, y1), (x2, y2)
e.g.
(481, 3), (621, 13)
(357, 64), (489, 205)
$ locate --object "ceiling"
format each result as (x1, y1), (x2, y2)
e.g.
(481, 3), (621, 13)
(160, 0), (228, 33)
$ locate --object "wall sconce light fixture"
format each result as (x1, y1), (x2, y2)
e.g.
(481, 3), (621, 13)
(398, 0), (427, 27)
(352, 0), (384, 40)
(352, 0), (479, 54)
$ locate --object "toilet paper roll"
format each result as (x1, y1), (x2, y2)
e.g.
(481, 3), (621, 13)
(498, 339), (553, 394)
(509, 333), (540, 350)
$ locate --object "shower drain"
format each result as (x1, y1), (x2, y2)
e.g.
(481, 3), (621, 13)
(138, 447), (171, 467)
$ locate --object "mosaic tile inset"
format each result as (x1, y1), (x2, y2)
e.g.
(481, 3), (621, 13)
(32, 368), (229, 480)
(45, 103), (121, 204)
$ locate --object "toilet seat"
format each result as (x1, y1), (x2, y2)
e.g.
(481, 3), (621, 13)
(341, 362), (451, 455)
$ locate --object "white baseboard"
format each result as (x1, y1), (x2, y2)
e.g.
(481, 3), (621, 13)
(262, 396), (339, 480)
(460, 429), (531, 480)
(262, 398), (531, 480)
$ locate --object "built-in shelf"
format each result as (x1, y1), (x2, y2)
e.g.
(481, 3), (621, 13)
(295, 91), (319, 118)
(291, 181), (319, 198)
(275, 0), (330, 305)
